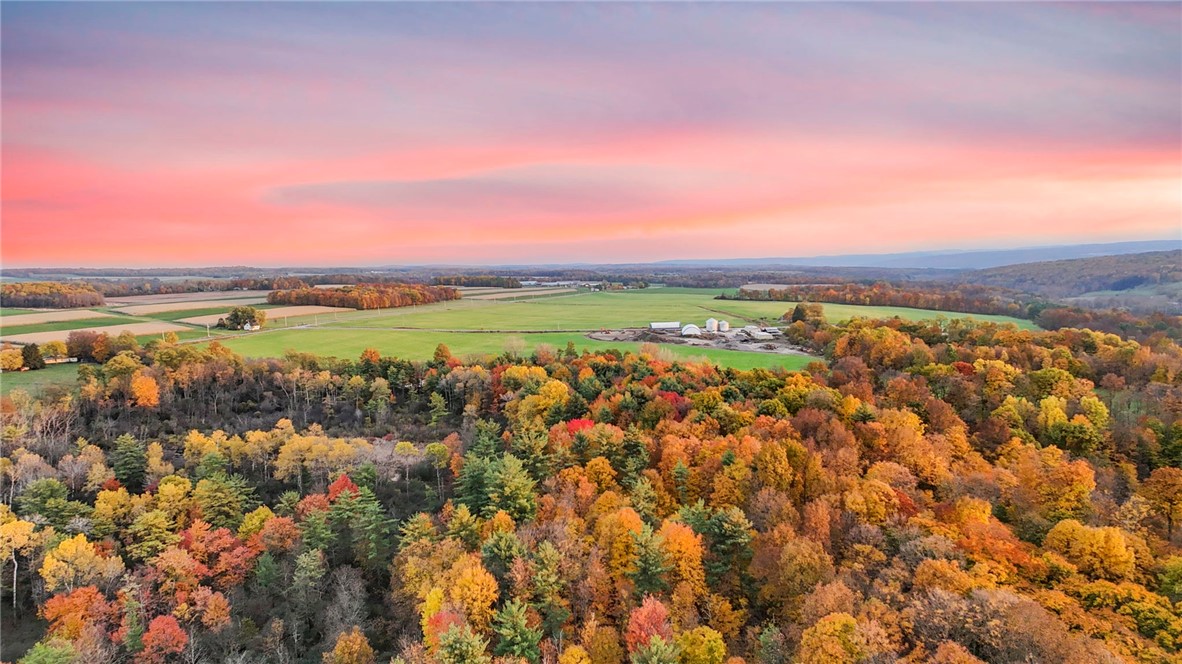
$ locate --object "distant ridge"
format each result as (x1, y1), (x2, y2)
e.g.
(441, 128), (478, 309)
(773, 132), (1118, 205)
(652, 240), (1181, 270)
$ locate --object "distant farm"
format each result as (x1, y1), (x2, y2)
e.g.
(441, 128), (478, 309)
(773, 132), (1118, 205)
(1, 285), (1037, 394)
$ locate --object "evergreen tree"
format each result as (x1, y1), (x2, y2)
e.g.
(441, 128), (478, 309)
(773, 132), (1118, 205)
(630, 636), (681, 664)
(111, 434), (147, 492)
(486, 454), (537, 521)
(352, 488), (392, 570)
(446, 503), (483, 551)
(493, 599), (542, 663)
(429, 392), (448, 425)
(629, 525), (671, 598)
(301, 509), (336, 553)
(456, 453), (495, 516)
(438, 624), (491, 664)
(21, 343), (45, 370)
(469, 419), (503, 458)
(481, 529), (526, 584)
(511, 428), (552, 482)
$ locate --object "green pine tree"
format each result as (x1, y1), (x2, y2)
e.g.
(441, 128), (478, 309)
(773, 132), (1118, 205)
(111, 434), (147, 492)
(629, 525), (671, 598)
(492, 599), (542, 663)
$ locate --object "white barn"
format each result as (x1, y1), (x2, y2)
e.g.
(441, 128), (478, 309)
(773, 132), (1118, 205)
(650, 321), (681, 330)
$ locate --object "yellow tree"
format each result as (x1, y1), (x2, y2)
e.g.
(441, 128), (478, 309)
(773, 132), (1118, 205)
(39, 534), (125, 593)
(443, 554), (499, 630)
(0, 517), (38, 608)
(130, 371), (160, 408)
(324, 626), (375, 664)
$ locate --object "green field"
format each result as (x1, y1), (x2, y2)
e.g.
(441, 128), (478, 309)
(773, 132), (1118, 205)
(0, 308), (40, 316)
(310, 289), (1036, 332)
(136, 303), (283, 322)
(0, 363), (79, 395)
(1, 289), (1033, 381)
(211, 328), (814, 371)
(0, 315), (143, 336)
(204, 288), (1031, 370)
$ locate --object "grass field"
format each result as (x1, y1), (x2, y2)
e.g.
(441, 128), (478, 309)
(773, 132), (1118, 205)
(206, 288), (1031, 370)
(0, 315), (143, 337)
(0, 289), (1033, 389)
(0, 363), (79, 395)
(0, 308), (41, 316)
(213, 328), (814, 371)
(312, 289), (1036, 331)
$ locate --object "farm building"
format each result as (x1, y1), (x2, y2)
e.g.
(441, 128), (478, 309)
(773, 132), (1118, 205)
(741, 325), (774, 340)
(650, 321), (681, 330)
(681, 324), (703, 336)
(705, 318), (719, 332)
(719, 320), (731, 332)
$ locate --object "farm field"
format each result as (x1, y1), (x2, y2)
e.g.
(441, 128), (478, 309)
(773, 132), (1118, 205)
(465, 287), (577, 300)
(1, 321), (190, 345)
(113, 297), (269, 315)
(0, 308), (41, 316)
(316, 289), (1036, 331)
(0, 309), (114, 326)
(0, 315), (145, 337)
(201, 288), (1031, 370)
(213, 328), (813, 371)
(136, 304), (283, 322)
(0, 363), (79, 395)
(103, 289), (272, 305)
(178, 305), (352, 326)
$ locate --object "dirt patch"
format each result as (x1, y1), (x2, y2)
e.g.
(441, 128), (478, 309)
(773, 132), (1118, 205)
(2, 321), (190, 344)
(467, 288), (575, 300)
(178, 305), (352, 326)
(114, 298), (268, 315)
(104, 290), (272, 305)
(0, 309), (115, 326)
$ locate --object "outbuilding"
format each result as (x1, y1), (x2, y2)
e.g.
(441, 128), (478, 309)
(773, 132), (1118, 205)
(650, 321), (681, 331)
(705, 317), (719, 332)
(681, 324), (703, 336)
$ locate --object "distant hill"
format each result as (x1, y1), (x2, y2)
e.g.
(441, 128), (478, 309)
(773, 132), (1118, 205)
(655, 239), (1180, 270)
(965, 249), (1182, 313)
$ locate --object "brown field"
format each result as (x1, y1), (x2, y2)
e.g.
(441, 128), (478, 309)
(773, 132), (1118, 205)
(0, 309), (115, 326)
(114, 298), (268, 315)
(103, 290), (272, 305)
(1, 321), (190, 344)
(177, 305), (352, 326)
(466, 288), (576, 300)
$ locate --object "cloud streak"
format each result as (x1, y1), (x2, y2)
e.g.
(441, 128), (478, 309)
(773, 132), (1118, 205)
(2, 2), (1179, 266)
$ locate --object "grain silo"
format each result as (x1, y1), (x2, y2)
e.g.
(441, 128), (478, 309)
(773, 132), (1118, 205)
(719, 320), (730, 332)
(705, 317), (719, 332)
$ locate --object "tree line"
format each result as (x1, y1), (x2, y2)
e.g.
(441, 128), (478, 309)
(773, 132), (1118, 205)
(1, 282), (105, 309)
(432, 276), (522, 288)
(267, 284), (461, 310)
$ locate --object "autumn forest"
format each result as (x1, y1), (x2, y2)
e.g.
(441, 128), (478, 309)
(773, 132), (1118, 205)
(2, 292), (1181, 663)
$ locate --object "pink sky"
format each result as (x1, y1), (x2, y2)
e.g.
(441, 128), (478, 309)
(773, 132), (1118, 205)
(2, 3), (1179, 267)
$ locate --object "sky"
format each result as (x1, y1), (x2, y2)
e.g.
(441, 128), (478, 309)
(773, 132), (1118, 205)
(2, 2), (1180, 268)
